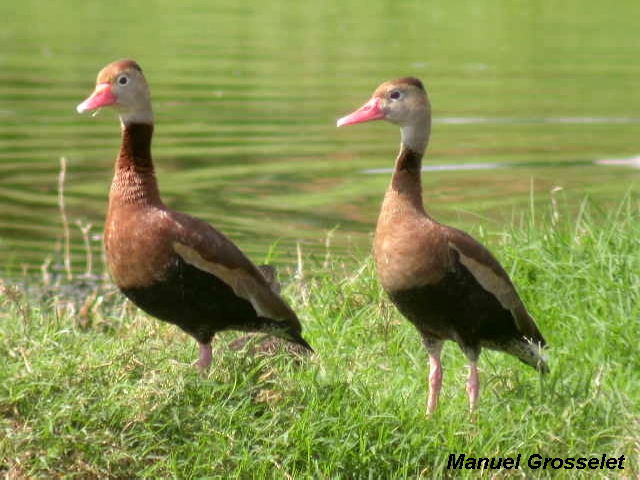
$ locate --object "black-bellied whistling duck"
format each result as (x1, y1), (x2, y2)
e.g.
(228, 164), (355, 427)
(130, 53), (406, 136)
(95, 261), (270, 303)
(337, 78), (547, 413)
(76, 59), (312, 369)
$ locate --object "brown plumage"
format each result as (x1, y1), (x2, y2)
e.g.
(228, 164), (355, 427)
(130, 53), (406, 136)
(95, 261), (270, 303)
(338, 78), (547, 413)
(77, 59), (312, 369)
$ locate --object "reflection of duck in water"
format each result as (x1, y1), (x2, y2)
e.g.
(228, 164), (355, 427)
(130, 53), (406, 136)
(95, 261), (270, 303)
(338, 77), (548, 414)
(77, 59), (312, 370)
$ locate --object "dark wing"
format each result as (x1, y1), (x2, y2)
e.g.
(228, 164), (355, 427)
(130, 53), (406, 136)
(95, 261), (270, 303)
(167, 210), (300, 327)
(446, 227), (546, 346)
(257, 265), (281, 294)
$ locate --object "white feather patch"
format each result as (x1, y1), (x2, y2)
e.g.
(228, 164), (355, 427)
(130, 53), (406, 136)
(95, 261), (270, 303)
(448, 242), (518, 312)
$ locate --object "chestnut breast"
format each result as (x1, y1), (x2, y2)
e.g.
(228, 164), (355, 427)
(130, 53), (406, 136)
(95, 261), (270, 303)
(104, 205), (178, 289)
(374, 211), (450, 293)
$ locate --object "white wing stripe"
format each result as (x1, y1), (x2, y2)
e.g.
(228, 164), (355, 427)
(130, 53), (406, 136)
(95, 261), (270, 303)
(448, 242), (518, 311)
(173, 242), (279, 319)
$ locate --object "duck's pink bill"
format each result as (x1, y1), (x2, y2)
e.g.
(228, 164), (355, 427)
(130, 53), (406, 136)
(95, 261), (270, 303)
(76, 83), (116, 113)
(336, 98), (384, 127)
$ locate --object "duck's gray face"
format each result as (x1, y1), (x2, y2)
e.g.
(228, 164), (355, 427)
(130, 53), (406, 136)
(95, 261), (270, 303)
(77, 59), (152, 124)
(337, 77), (429, 128)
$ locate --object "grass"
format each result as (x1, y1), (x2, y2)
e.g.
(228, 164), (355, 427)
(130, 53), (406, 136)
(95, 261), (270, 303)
(1, 197), (639, 478)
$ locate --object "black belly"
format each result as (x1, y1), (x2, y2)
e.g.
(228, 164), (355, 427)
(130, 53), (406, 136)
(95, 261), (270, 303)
(387, 262), (521, 350)
(120, 257), (260, 344)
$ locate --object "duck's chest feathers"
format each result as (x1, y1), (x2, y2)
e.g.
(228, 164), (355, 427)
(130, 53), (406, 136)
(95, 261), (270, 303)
(104, 206), (177, 289)
(374, 211), (450, 292)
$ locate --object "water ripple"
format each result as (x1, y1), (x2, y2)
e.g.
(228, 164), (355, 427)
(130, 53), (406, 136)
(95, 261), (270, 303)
(363, 156), (640, 174)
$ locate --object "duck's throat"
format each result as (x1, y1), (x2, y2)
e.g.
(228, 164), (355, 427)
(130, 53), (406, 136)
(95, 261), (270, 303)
(111, 123), (161, 206)
(388, 145), (425, 213)
(117, 123), (153, 170)
(400, 120), (429, 158)
(387, 121), (430, 214)
(394, 144), (423, 173)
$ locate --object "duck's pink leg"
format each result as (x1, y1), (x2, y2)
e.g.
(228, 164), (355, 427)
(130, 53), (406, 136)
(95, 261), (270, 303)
(196, 342), (212, 370)
(423, 338), (444, 415)
(466, 361), (480, 412)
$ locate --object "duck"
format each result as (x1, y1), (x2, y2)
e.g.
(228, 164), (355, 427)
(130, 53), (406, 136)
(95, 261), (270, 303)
(337, 77), (547, 413)
(76, 59), (312, 369)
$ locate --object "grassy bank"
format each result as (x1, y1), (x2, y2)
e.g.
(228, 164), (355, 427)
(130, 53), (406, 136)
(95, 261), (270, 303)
(1, 198), (639, 478)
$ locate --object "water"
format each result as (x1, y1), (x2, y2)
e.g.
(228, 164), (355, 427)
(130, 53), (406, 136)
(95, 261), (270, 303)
(1, 0), (639, 276)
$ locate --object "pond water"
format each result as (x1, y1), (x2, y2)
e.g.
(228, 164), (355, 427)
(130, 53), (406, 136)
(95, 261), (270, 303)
(1, 0), (639, 276)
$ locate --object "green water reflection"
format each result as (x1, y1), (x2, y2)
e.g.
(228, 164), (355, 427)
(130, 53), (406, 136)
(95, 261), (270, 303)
(1, 0), (638, 275)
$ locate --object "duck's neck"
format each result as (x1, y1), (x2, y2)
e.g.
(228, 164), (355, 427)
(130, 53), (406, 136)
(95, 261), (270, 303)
(386, 118), (430, 215)
(110, 121), (162, 207)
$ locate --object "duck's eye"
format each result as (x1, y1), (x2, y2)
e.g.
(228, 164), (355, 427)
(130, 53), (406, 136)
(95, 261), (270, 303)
(389, 90), (402, 100)
(117, 75), (129, 86)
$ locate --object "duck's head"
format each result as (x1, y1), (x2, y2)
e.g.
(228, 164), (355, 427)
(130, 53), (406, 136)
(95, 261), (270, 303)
(77, 59), (152, 125)
(337, 77), (431, 152)
(337, 77), (429, 128)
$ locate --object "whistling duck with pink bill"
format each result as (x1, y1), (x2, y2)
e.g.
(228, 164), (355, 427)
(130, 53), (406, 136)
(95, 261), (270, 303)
(337, 78), (548, 413)
(77, 59), (312, 369)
